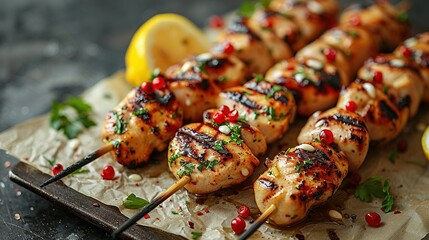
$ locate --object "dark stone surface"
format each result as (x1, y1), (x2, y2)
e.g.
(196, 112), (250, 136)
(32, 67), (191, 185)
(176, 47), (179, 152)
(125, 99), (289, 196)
(0, 0), (428, 239)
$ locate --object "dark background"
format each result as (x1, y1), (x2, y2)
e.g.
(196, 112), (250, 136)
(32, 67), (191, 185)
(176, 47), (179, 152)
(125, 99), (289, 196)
(0, 0), (428, 239)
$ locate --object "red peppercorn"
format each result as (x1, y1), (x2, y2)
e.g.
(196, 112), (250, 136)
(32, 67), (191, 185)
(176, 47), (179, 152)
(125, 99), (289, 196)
(373, 71), (383, 84)
(213, 111), (226, 124)
(223, 42), (235, 54)
(345, 101), (358, 112)
(319, 129), (334, 145)
(349, 16), (362, 26)
(52, 163), (64, 175)
(397, 139), (408, 153)
(399, 45), (412, 58)
(219, 105), (231, 114)
(263, 18), (274, 28)
(228, 109), (239, 122)
(238, 205), (251, 218)
(209, 15), (224, 29)
(231, 217), (246, 234)
(152, 76), (166, 89)
(140, 82), (154, 94)
(101, 165), (115, 180)
(365, 212), (381, 227)
(348, 171), (361, 186)
(323, 48), (337, 62)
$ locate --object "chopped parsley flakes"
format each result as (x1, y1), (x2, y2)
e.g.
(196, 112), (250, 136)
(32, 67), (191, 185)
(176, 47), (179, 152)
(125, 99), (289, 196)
(177, 163), (195, 177)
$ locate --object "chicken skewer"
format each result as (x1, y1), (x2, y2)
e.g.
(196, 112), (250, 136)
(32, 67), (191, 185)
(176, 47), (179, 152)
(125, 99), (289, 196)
(240, 34), (428, 240)
(40, 0), (340, 187)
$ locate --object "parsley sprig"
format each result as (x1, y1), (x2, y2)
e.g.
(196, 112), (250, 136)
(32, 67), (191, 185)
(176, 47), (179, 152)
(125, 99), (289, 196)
(123, 193), (149, 209)
(50, 96), (96, 139)
(354, 176), (394, 213)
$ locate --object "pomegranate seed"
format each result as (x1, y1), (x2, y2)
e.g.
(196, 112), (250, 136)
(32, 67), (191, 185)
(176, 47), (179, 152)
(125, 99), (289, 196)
(373, 71), (383, 84)
(349, 16), (362, 26)
(399, 45), (412, 58)
(228, 109), (239, 122)
(204, 208), (210, 213)
(231, 217), (246, 234)
(140, 82), (154, 94)
(188, 221), (195, 229)
(223, 43), (235, 54)
(219, 105), (231, 114)
(152, 76), (166, 89)
(238, 205), (251, 218)
(323, 48), (337, 62)
(196, 211), (203, 216)
(52, 163), (64, 175)
(209, 15), (224, 29)
(345, 101), (358, 112)
(397, 139), (408, 153)
(213, 111), (226, 124)
(101, 165), (115, 180)
(319, 129), (334, 145)
(394, 210), (401, 214)
(144, 214), (150, 219)
(348, 172), (361, 186)
(263, 18), (273, 28)
(365, 212), (381, 227)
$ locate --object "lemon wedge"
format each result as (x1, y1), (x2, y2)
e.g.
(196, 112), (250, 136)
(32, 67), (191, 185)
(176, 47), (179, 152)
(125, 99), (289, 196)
(422, 125), (429, 161)
(125, 13), (211, 86)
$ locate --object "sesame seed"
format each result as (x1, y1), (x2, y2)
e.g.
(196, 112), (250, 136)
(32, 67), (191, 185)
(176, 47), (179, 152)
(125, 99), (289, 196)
(219, 125), (231, 135)
(129, 174), (142, 182)
(296, 144), (315, 152)
(306, 59), (324, 70)
(197, 53), (213, 61)
(328, 209), (343, 219)
(241, 168), (249, 176)
(315, 120), (325, 128)
(181, 61), (194, 72)
(390, 59), (405, 67)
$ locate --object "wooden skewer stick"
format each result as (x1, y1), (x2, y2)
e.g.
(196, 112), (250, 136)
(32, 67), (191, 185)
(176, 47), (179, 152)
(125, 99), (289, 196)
(111, 176), (191, 239)
(40, 143), (114, 188)
(238, 204), (277, 240)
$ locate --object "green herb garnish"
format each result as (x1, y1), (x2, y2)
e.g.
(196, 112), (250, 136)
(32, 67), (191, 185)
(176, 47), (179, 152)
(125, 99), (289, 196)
(388, 150), (397, 164)
(149, 68), (161, 81)
(197, 160), (220, 171)
(50, 96), (96, 139)
(354, 176), (394, 213)
(177, 163), (195, 177)
(169, 153), (181, 166)
(397, 12), (409, 23)
(113, 111), (127, 134)
(191, 231), (203, 240)
(228, 124), (243, 145)
(111, 139), (121, 148)
(132, 108), (148, 117)
(253, 74), (264, 83)
(71, 168), (90, 175)
(212, 140), (225, 151)
(123, 193), (149, 209)
(44, 156), (56, 166)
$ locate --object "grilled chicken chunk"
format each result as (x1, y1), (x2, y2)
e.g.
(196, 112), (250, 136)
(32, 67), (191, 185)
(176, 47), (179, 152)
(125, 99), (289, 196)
(166, 60), (221, 123)
(269, 0), (339, 48)
(296, 40), (353, 84)
(320, 25), (377, 76)
(203, 108), (267, 157)
(254, 142), (348, 226)
(101, 86), (183, 167)
(340, 1), (409, 51)
(168, 123), (260, 194)
(394, 33), (429, 102)
(357, 54), (424, 117)
(298, 108), (370, 170)
(212, 17), (274, 76)
(247, 9), (293, 62)
(217, 78), (296, 143)
(337, 80), (408, 142)
(265, 57), (345, 116)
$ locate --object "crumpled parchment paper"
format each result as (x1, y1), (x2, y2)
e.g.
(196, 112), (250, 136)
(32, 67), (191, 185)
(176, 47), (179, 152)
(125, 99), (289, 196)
(1, 72), (428, 240)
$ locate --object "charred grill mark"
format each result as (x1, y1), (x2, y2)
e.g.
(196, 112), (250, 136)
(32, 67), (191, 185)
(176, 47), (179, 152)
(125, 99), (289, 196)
(177, 126), (232, 158)
(154, 91), (175, 106)
(200, 58), (227, 69)
(397, 95), (411, 109)
(227, 17), (260, 40)
(245, 81), (270, 95)
(322, 71), (341, 90)
(379, 100), (399, 120)
(224, 91), (261, 110)
(258, 178), (278, 190)
(173, 71), (203, 81)
(325, 114), (368, 130)
(350, 133), (364, 145)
